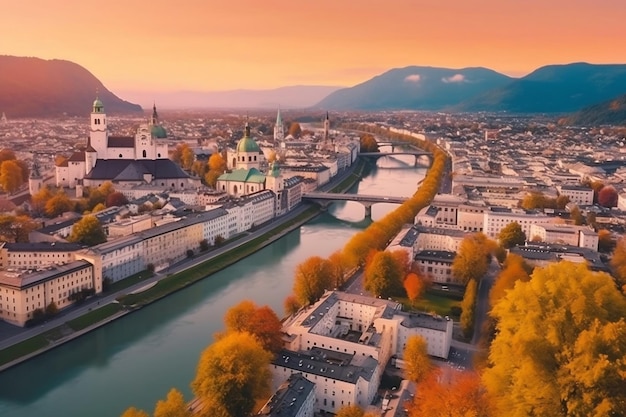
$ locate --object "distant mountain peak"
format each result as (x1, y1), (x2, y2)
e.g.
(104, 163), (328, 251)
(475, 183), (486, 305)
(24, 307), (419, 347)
(0, 55), (142, 118)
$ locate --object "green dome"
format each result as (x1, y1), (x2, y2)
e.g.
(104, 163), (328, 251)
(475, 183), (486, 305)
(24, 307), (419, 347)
(151, 124), (167, 138)
(236, 136), (261, 153)
(92, 97), (104, 113)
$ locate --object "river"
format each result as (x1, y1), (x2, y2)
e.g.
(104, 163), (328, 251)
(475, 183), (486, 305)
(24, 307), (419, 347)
(0, 155), (425, 417)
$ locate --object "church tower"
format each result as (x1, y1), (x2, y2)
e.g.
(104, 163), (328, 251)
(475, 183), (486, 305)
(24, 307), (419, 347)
(28, 156), (43, 196)
(85, 138), (97, 174)
(273, 106), (284, 143)
(323, 111), (330, 145)
(90, 96), (108, 157)
(234, 119), (263, 171)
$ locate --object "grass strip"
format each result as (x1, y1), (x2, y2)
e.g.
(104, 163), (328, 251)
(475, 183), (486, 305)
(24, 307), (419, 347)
(118, 206), (320, 307)
(399, 292), (462, 318)
(106, 270), (154, 293)
(0, 326), (64, 367)
(66, 303), (124, 331)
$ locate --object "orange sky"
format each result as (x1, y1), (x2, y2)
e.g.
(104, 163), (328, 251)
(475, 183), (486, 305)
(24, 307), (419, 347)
(2, 0), (625, 92)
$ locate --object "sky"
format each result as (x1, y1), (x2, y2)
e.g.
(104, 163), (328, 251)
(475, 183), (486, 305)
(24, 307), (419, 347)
(2, 0), (626, 93)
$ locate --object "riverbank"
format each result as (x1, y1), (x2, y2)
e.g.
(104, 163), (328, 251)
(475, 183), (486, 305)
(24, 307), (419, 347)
(0, 159), (366, 372)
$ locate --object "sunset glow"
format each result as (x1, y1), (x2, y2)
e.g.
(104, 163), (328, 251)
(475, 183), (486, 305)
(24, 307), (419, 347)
(2, 0), (625, 92)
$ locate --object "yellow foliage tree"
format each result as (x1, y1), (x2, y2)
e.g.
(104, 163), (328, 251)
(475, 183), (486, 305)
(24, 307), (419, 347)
(335, 405), (378, 417)
(153, 388), (191, 417)
(119, 407), (150, 417)
(293, 256), (332, 306)
(0, 159), (23, 193)
(191, 331), (271, 417)
(452, 233), (491, 284)
(403, 335), (431, 383)
(68, 215), (107, 246)
(364, 250), (404, 298)
(44, 191), (73, 218)
(610, 237), (626, 290)
(483, 262), (626, 417)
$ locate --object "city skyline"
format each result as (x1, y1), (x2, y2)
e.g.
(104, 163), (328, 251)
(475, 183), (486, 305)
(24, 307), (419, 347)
(2, 1), (626, 93)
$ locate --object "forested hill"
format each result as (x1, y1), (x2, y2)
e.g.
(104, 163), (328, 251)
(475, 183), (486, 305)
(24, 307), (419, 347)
(564, 93), (626, 126)
(0, 55), (142, 118)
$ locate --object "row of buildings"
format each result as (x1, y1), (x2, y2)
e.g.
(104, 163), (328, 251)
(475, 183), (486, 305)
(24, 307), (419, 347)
(2, 100), (361, 327)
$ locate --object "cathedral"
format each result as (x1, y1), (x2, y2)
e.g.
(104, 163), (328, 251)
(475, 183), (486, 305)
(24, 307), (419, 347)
(218, 119), (284, 197)
(56, 98), (198, 191)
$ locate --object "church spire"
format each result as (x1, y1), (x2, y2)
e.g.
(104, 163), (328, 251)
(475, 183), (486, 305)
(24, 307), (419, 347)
(244, 115), (251, 138)
(151, 102), (159, 125)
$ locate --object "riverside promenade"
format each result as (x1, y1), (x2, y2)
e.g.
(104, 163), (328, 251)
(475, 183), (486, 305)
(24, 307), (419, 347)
(0, 161), (363, 372)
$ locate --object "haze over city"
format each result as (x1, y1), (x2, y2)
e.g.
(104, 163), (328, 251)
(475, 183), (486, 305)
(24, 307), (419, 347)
(2, 0), (625, 95)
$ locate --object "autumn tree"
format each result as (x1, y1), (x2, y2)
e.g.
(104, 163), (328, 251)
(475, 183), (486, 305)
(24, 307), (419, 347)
(45, 191), (73, 218)
(208, 152), (227, 173)
(31, 186), (54, 215)
(335, 405), (378, 417)
(222, 300), (283, 353)
(120, 407), (150, 417)
(0, 214), (37, 243)
(191, 331), (271, 417)
(460, 279), (478, 339)
(68, 215), (107, 246)
(403, 335), (431, 383)
(597, 229), (614, 253)
(288, 122), (302, 138)
(409, 370), (493, 417)
(488, 254), (530, 308)
(483, 262), (626, 417)
(359, 133), (379, 153)
(403, 272), (426, 305)
(364, 250), (404, 298)
(153, 388), (191, 417)
(106, 191), (129, 207)
(293, 256), (332, 306)
(497, 221), (526, 249)
(598, 184), (618, 208)
(0, 159), (23, 193)
(327, 251), (349, 288)
(283, 294), (301, 316)
(91, 202), (106, 213)
(610, 237), (626, 290)
(451, 233), (491, 284)
(570, 205), (584, 225)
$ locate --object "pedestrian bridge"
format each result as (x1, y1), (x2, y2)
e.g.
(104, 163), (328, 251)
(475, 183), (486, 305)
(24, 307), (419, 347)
(302, 192), (409, 218)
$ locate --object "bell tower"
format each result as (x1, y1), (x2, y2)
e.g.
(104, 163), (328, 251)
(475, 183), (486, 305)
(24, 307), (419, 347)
(90, 96), (108, 157)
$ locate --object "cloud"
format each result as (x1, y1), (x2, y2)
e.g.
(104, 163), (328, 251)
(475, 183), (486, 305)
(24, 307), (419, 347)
(442, 74), (466, 83)
(404, 74), (421, 83)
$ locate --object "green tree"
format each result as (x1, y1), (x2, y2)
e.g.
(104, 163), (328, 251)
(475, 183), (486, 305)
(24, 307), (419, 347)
(0, 160), (23, 193)
(452, 233), (490, 284)
(404, 335), (431, 383)
(293, 256), (332, 306)
(191, 332), (271, 417)
(153, 388), (191, 417)
(497, 221), (526, 249)
(68, 215), (107, 246)
(364, 250), (404, 298)
(483, 262), (626, 417)
(222, 300), (283, 353)
(460, 279), (478, 339)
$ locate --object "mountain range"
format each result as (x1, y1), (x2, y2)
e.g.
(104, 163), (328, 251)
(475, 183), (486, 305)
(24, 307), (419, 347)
(3, 55), (626, 122)
(0, 56), (142, 118)
(564, 93), (626, 126)
(317, 63), (626, 114)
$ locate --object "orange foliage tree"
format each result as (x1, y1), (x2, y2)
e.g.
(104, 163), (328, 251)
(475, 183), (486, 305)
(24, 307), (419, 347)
(293, 256), (332, 306)
(403, 272), (425, 305)
(488, 253), (531, 308)
(222, 300), (283, 353)
(408, 369), (493, 417)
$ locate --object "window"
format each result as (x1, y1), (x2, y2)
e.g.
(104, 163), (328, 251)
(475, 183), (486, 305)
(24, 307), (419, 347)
(142, 150), (147, 158)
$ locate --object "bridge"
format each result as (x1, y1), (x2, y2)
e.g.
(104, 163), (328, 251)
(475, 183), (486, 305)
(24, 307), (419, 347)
(302, 192), (409, 218)
(359, 150), (432, 166)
